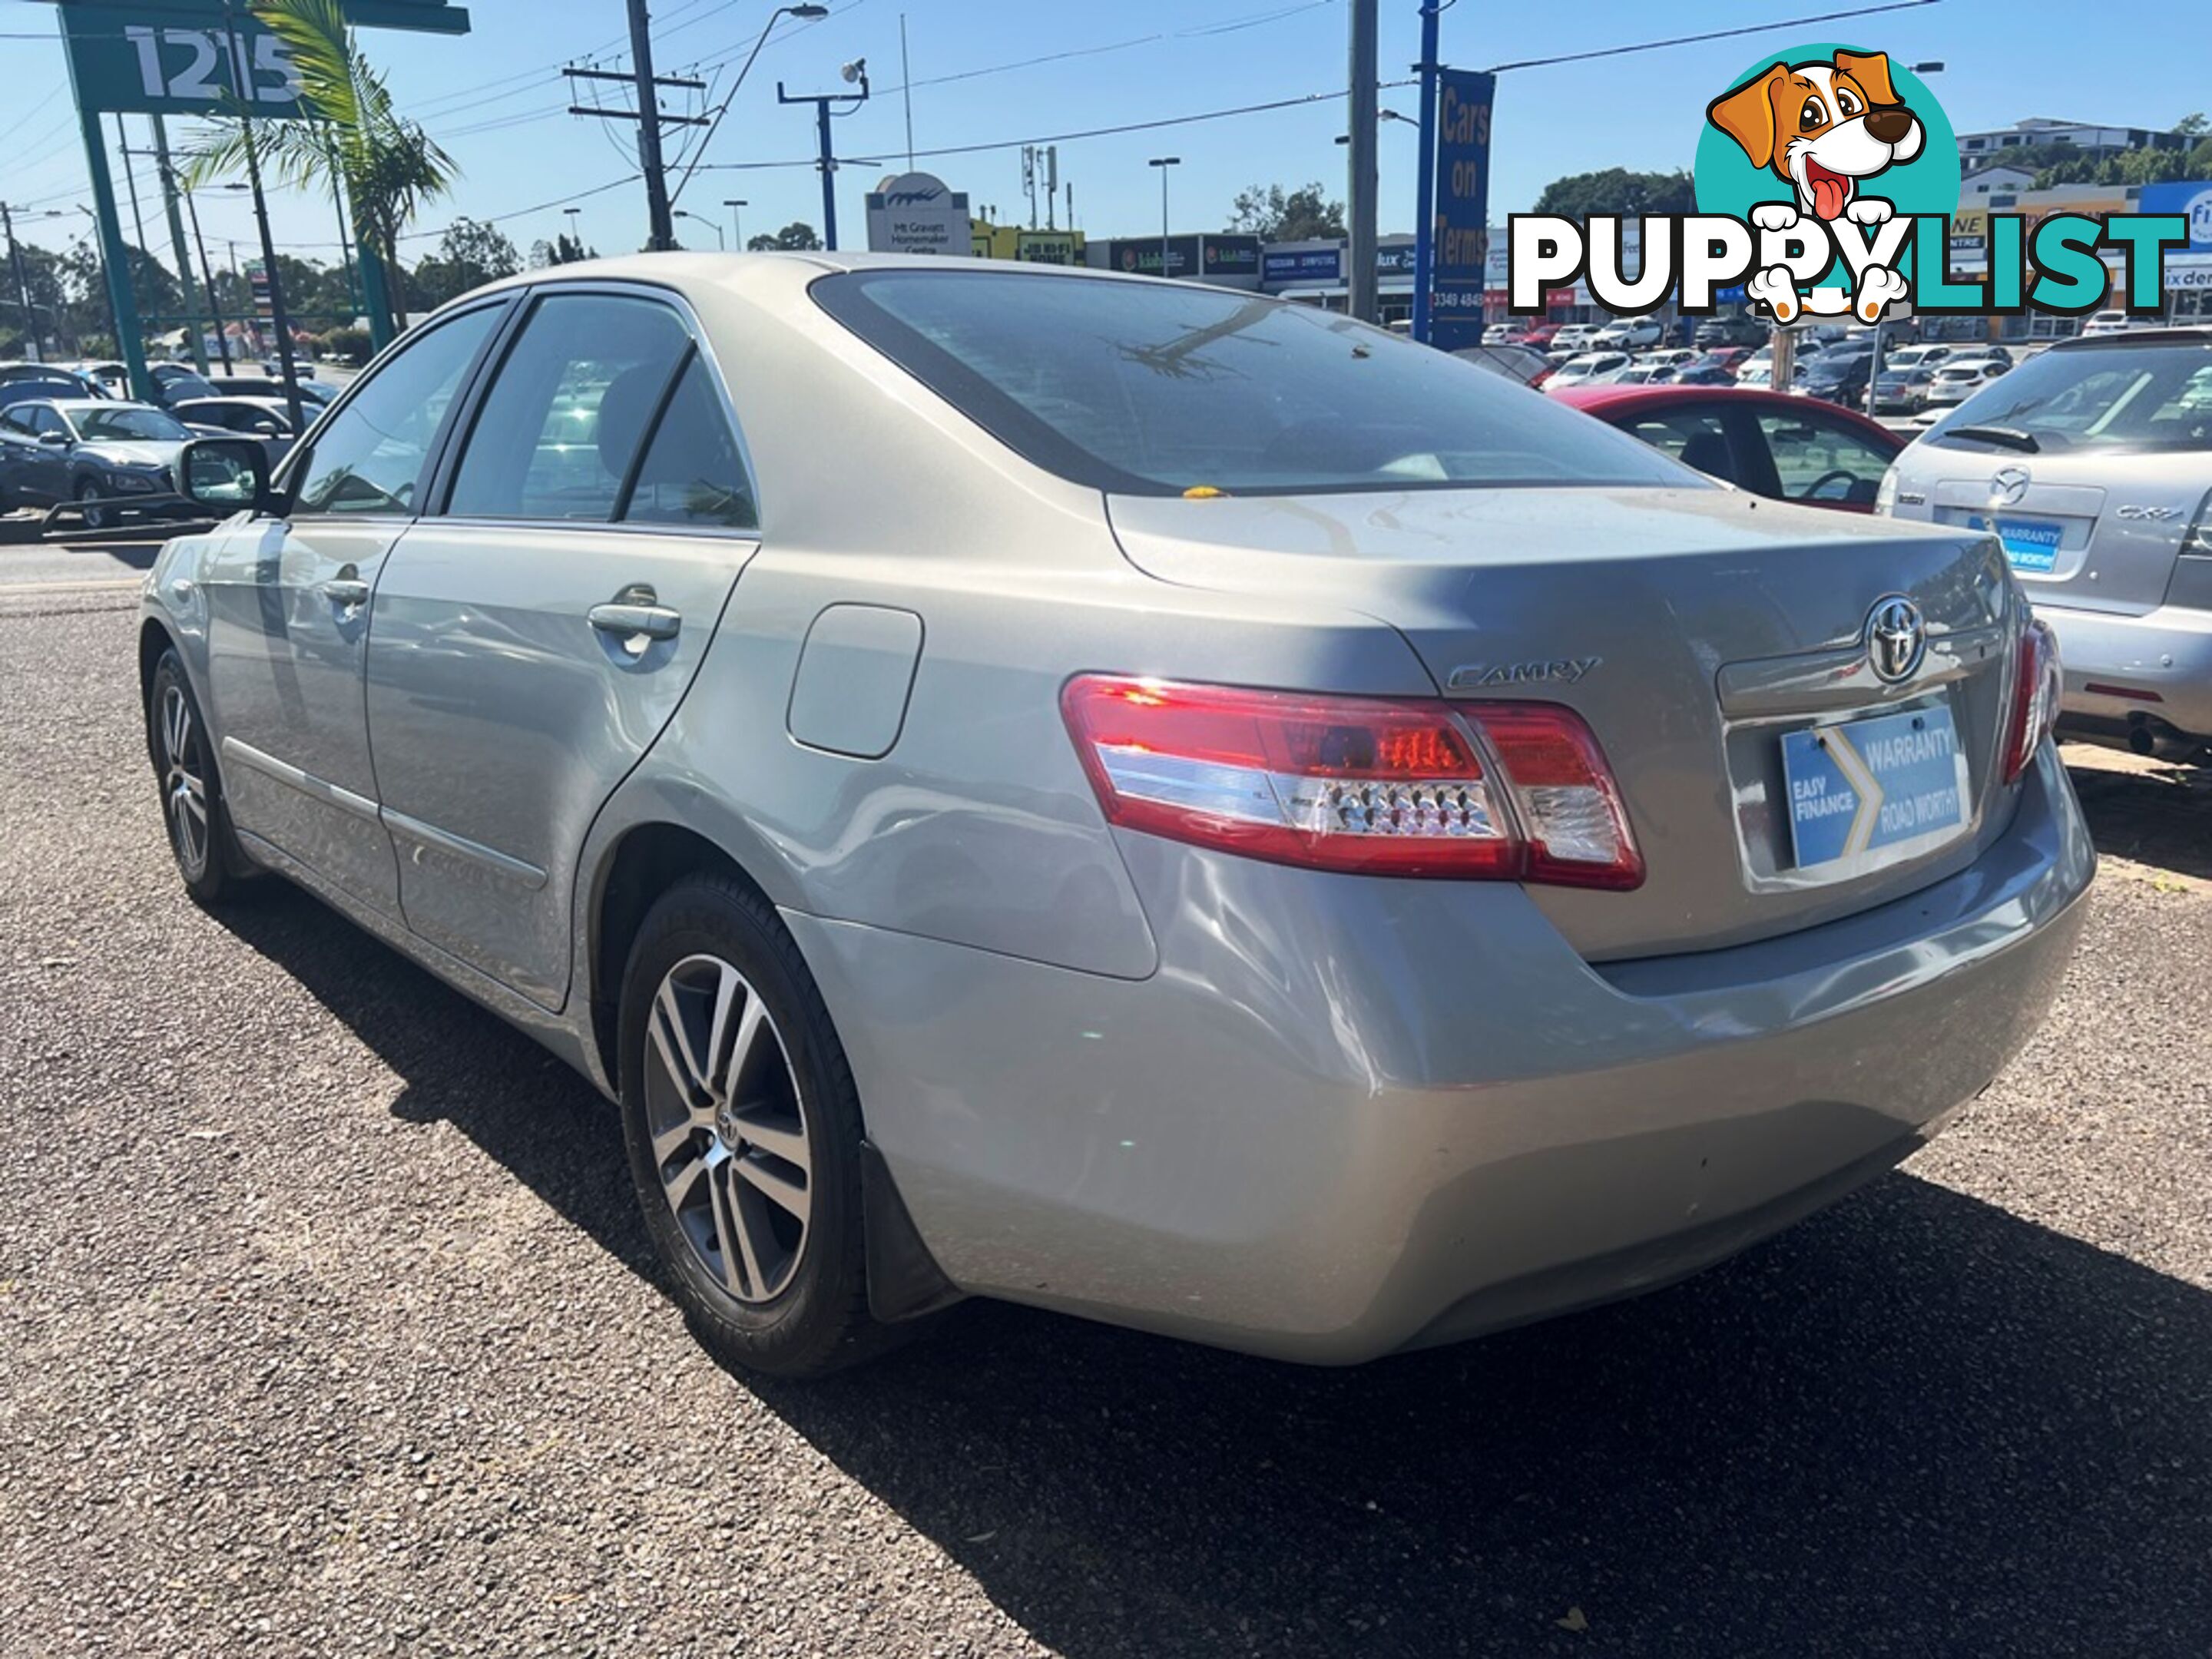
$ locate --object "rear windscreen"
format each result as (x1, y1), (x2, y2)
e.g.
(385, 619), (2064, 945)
(1925, 340), (2212, 455)
(813, 270), (1697, 497)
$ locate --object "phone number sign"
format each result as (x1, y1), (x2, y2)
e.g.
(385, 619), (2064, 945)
(62, 1), (469, 117)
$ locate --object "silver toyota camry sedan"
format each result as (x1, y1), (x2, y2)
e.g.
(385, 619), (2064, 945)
(142, 254), (2092, 1376)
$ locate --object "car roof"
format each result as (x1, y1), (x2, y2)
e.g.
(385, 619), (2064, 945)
(2048, 325), (2212, 351)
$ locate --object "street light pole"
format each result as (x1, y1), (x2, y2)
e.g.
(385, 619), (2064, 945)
(1150, 157), (1180, 279)
(725, 199), (747, 249)
(674, 210), (725, 249)
(563, 205), (584, 258)
(671, 5), (829, 210)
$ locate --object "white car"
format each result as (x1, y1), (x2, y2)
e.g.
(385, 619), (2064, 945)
(1549, 323), (1601, 353)
(1545, 350), (1633, 389)
(1591, 318), (1665, 349)
(1482, 322), (1532, 346)
(1919, 358), (2012, 410)
(1641, 348), (1701, 371)
(2081, 310), (2147, 338)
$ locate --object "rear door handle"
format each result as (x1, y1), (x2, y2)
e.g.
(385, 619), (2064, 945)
(588, 601), (682, 642)
(321, 577), (370, 608)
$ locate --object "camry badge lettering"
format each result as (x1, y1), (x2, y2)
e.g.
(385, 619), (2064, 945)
(1449, 657), (1603, 690)
(1865, 595), (1928, 684)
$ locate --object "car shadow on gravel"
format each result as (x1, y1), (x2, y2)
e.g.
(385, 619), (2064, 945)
(2067, 757), (2212, 883)
(216, 885), (2212, 1659)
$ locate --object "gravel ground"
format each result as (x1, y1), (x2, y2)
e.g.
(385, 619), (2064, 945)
(2, 595), (2207, 1658)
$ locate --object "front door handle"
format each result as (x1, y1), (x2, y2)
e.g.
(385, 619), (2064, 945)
(588, 598), (681, 643)
(321, 576), (370, 608)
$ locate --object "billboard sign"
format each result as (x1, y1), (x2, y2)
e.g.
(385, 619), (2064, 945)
(866, 173), (972, 257)
(1107, 237), (1203, 279)
(1429, 69), (1495, 349)
(1015, 231), (1078, 265)
(1201, 236), (1262, 280)
(61, 0), (469, 117)
(1263, 246), (1342, 284)
(2137, 180), (2212, 253)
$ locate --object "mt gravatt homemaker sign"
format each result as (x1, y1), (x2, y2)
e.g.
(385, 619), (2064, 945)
(866, 173), (973, 256)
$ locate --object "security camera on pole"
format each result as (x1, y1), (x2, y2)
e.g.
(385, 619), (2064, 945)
(779, 58), (870, 252)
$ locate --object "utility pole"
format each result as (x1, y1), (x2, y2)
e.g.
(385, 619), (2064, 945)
(180, 177), (234, 370)
(134, 117), (209, 372)
(221, 0), (304, 432)
(116, 114), (152, 267)
(628, 0), (675, 249)
(899, 14), (916, 172)
(565, 48), (707, 251)
(1346, 0), (1379, 323)
(2, 203), (44, 362)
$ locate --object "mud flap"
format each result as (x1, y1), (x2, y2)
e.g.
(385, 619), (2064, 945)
(862, 1139), (963, 1323)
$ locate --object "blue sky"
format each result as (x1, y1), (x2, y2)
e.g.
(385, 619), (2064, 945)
(0, 0), (2204, 268)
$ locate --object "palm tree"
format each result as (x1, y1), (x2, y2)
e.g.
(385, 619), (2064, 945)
(185, 0), (455, 339)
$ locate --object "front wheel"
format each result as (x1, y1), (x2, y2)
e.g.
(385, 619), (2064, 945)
(617, 874), (890, 1377)
(75, 478), (108, 531)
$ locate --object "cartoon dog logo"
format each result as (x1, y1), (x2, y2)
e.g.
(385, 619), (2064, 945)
(1705, 49), (1926, 323)
(1707, 50), (1923, 227)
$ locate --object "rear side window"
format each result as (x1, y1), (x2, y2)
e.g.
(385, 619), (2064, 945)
(621, 355), (757, 530)
(447, 294), (692, 522)
(1928, 342), (2212, 455)
(293, 306), (501, 515)
(814, 270), (1691, 497)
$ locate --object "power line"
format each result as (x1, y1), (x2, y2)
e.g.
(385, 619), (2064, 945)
(1483, 0), (1942, 73)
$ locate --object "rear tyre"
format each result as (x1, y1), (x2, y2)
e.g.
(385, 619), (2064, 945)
(617, 873), (889, 1377)
(75, 478), (108, 531)
(147, 651), (249, 906)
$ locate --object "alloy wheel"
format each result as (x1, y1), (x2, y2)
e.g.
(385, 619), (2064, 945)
(642, 953), (813, 1304)
(157, 683), (210, 880)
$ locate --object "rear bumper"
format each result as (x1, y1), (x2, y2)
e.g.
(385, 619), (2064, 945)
(790, 746), (2094, 1364)
(2038, 598), (2212, 740)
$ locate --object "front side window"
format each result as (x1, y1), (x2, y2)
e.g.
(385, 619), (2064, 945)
(814, 270), (1693, 496)
(293, 305), (502, 515)
(447, 294), (692, 522)
(1757, 411), (1892, 505)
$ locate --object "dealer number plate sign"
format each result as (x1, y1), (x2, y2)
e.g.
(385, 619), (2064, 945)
(1781, 702), (1970, 872)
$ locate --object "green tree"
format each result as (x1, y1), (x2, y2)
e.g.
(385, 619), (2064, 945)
(1226, 182), (1346, 241)
(747, 221), (823, 251)
(1532, 168), (1696, 218)
(185, 0), (456, 337)
(529, 232), (596, 268)
(410, 217), (521, 309)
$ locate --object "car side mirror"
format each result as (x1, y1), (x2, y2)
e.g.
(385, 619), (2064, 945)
(179, 436), (282, 518)
(38, 430), (68, 447)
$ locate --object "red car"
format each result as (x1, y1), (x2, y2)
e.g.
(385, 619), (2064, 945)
(1551, 384), (1903, 512)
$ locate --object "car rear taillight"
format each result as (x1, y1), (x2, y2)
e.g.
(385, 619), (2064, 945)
(2001, 618), (2062, 784)
(1059, 676), (1644, 889)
